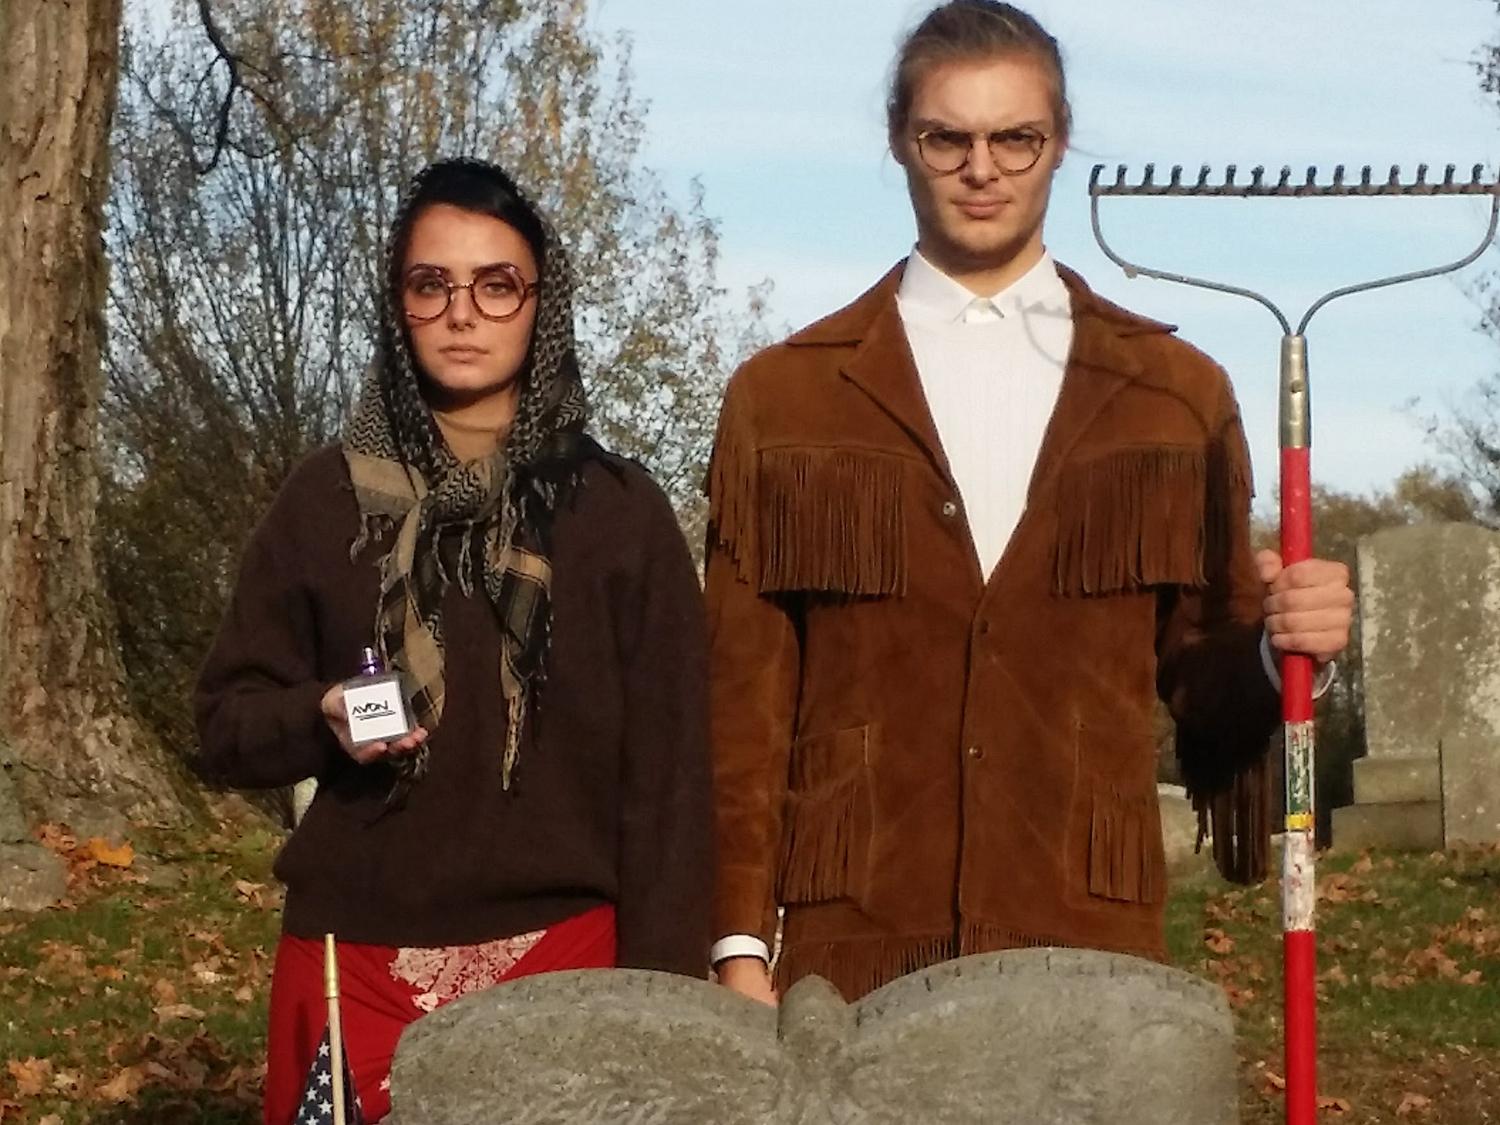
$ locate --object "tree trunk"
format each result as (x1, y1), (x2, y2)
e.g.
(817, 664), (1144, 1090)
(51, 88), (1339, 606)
(0, 0), (195, 831)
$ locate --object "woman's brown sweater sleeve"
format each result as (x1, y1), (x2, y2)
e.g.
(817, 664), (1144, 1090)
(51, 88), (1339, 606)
(613, 480), (715, 977)
(193, 468), (340, 790)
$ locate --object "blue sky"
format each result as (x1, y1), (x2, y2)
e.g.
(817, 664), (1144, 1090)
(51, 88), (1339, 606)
(593, 0), (1500, 499)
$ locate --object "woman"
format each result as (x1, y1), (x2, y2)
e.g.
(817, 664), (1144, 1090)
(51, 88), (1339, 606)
(194, 158), (712, 1123)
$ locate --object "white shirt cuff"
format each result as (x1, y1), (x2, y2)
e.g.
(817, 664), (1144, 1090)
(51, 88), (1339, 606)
(1259, 630), (1338, 700)
(711, 934), (770, 965)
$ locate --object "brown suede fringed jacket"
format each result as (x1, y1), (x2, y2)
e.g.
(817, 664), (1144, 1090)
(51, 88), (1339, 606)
(705, 262), (1280, 1002)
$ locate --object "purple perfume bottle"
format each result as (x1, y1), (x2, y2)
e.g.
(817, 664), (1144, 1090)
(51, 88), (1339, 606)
(342, 646), (414, 746)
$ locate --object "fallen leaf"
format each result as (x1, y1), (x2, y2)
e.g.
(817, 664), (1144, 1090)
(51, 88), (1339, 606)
(1396, 1092), (1432, 1116)
(154, 1002), (207, 1024)
(1204, 928), (1236, 955)
(84, 837), (135, 868)
(1459, 969), (1483, 985)
(50, 1069), (81, 1094)
(232, 984), (255, 1003)
(1321, 964), (1349, 986)
(5, 1058), (51, 1097)
(1318, 1095), (1352, 1113)
(1350, 854), (1374, 874)
(1264, 1070), (1287, 1092)
(96, 1065), (146, 1103)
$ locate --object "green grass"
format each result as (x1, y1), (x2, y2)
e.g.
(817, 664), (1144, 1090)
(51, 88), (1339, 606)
(2, 812), (1496, 1123)
(0, 808), (281, 1124)
(1166, 844), (1500, 1122)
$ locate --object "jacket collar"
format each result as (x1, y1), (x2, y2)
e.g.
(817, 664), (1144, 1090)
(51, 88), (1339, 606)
(786, 259), (1175, 349)
(785, 259), (1179, 497)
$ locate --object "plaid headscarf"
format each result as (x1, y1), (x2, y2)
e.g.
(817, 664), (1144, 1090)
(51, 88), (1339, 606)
(342, 159), (592, 791)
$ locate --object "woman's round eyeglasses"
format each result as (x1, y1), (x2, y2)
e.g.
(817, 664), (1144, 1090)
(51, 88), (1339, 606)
(913, 126), (1050, 176)
(402, 263), (538, 323)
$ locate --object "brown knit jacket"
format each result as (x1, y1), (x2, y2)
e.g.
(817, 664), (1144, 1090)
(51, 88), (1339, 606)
(705, 261), (1280, 1001)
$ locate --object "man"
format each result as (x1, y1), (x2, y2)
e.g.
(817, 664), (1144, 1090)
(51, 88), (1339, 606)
(707, 0), (1353, 1006)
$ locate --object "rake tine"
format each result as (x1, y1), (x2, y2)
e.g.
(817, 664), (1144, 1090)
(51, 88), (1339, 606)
(1090, 160), (1497, 197)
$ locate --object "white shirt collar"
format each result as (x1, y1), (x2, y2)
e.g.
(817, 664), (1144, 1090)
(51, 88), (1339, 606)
(898, 247), (1068, 325)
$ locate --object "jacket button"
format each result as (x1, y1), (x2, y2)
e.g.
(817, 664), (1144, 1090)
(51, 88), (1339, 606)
(966, 745), (984, 761)
(941, 500), (958, 518)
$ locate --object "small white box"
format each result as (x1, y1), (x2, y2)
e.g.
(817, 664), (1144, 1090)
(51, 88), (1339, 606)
(344, 677), (413, 745)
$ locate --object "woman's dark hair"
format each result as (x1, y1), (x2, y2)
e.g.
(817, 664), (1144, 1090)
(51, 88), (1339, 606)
(888, 1), (1072, 142)
(387, 158), (550, 307)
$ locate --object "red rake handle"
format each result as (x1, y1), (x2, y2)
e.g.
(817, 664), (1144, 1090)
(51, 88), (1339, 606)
(1279, 448), (1316, 723)
(1280, 368), (1318, 1125)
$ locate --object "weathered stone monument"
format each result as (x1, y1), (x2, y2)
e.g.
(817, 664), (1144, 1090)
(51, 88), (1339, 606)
(1334, 523), (1500, 849)
(1158, 783), (1211, 876)
(0, 747), (66, 913)
(387, 950), (1237, 1125)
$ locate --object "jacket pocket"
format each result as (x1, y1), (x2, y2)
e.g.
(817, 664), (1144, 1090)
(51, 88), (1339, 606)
(777, 724), (874, 905)
(1086, 783), (1166, 905)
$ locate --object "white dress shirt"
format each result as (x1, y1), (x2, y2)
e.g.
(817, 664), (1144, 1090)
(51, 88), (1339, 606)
(710, 250), (1329, 969)
(897, 247), (1072, 579)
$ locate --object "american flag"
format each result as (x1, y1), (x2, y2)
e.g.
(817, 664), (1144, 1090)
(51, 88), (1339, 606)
(294, 1027), (365, 1125)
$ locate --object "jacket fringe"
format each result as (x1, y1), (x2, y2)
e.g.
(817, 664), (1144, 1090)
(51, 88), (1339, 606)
(706, 390), (760, 585)
(959, 919), (1168, 963)
(708, 413), (907, 597)
(775, 933), (955, 1001)
(1055, 447), (1206, 594)
(1183, 732), (1272, 885)
(778, 775), (866, 904)
(778, 727), (872, 904)
(758, 448), (906, 596)
(1204, 417), (1254, 584)
(1054, 434), (1251, 596)
(1086, 786), (1164, 904)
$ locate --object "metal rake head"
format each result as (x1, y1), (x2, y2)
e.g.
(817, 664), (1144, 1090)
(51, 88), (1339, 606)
(1089, 162), (1499, 198)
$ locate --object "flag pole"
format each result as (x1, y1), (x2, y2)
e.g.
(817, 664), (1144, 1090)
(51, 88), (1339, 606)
(324, 933), (347, 1125)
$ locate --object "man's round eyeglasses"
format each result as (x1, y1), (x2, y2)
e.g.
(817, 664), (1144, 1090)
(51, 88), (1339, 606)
(402, 263), (538, 323)
(913, 126), (1050, 176)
